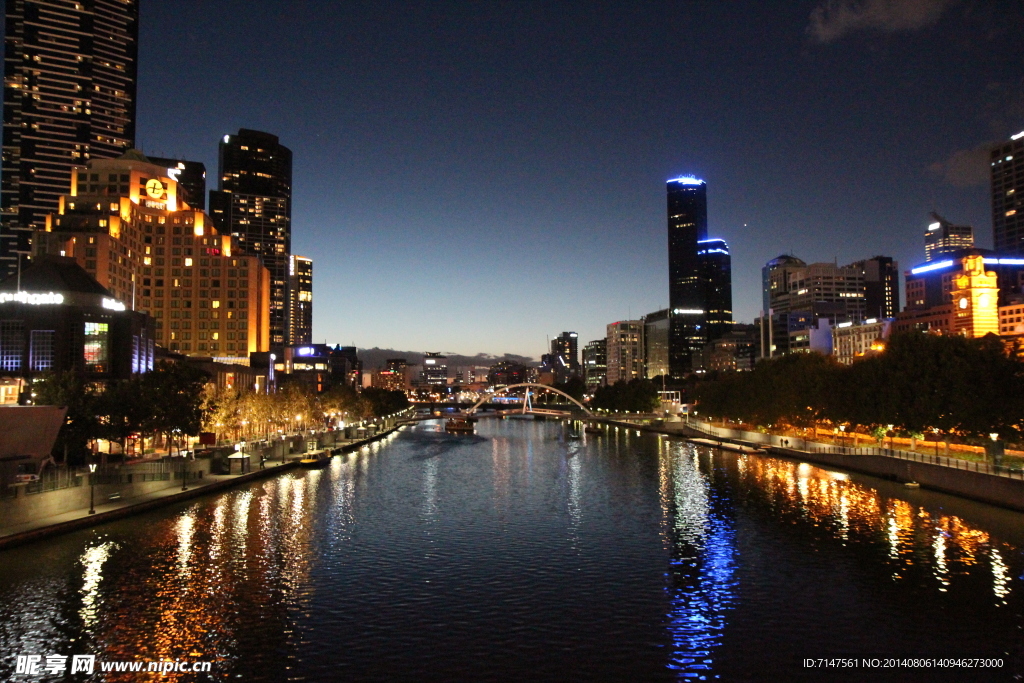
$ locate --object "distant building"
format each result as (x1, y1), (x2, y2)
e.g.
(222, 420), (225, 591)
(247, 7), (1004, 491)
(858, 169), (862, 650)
(924, 212), (973, 262)
(0, 256), (154, 403)
(550, 331), (579, 375)
(850, 255), (899, 319)
(697, 325), (757, 373)
(288, 255), (312, 344)
(582, 338), (607, 391)
(146, 157), (207, 210)
(488, 360), (528, 387)
(279, 344), (347, 394)
(32, 151), (272, 360)
(422, 352), (447, 385)
(606, 320), (644, 384)
(373, 358), (409, 391)
(903, 249), (1024, 311)
(895, 255), (999, 338)
(698, 238), (733, 343)
(643, 309), (670, 379)
(1, 0), (139, 281)
(992, 130), (1024, 254)
(788, 318), (833, 355)
(831, 318), (892, 365)
(209, 129), (293, 350)
(999, 301), (1024, 337)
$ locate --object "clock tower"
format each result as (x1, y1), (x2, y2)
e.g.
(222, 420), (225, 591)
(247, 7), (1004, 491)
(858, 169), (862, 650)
(952, 254), (999, 338)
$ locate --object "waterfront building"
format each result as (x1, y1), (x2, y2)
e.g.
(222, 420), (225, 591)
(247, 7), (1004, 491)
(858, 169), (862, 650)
(992, 130), (1024, 254)
(32, 151), (272, 359)
(550, 331), (579, 376)
(538, 352), (573, 384)
(422, 352), (447, 386)
(1, 0), (139, 281)
(0, 256), (153, 403)
(924, 213), (973, 262)
(696, 326), (757, 373)
(606, 320), (644, 385)
(643, 309), (670, 379)
(373, 358), (409, 391)
(831, 318), (892, 365)
(288, 255), (312, 345)
(209, 130), (293, 350)
(279, 344), (342, 394)
(582, 338), (607, 391)
(146, 157), (207, 211)
(666, 177), (732, 377)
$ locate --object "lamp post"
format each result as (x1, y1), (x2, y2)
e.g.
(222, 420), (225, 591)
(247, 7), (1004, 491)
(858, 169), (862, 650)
(181, 449), (188, 492)
(88, 462), (97, 514)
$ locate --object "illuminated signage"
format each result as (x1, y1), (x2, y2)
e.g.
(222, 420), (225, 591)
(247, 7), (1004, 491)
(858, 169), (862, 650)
(928, 222), (940, 231)
(668, 176), (705, 186)
(167, 168), (181, 182)
(102, 298), (126, 311)
(0, 291), (64, 305)
(1012, 131), (1024, 141)
(672, 309), (703, 315)
(296, 347), (314, 356)
(145, 178), (165, 199)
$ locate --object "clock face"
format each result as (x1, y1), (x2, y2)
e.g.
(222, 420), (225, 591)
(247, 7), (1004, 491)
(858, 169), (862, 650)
(959, 297), (969, 310)
(145, 178), (164, 199)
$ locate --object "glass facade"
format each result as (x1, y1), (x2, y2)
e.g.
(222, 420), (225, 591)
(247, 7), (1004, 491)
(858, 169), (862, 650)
(0, 321), (25, 372)
(667, 178), (707, 378)
(84, 321), (109, 372)
(29, 329), (55, 371)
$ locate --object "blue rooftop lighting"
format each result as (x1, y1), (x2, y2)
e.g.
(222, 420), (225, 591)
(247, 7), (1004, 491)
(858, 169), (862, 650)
(910, 259), (954, 275)
(698, 238), (729, 247)
(668, 176), (705, 186)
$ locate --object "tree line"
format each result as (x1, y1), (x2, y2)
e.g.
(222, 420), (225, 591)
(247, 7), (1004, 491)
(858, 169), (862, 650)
(693, 333), (1024, 443)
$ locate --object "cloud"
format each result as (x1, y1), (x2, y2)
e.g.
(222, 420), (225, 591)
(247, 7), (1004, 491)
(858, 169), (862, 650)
(807, 0), (957, 43)
(927, 142), (991, 188)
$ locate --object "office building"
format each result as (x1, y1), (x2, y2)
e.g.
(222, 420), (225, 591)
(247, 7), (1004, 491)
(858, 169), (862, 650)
(698, 238), (733, 343)
(1, 0), (139, 281)
(666, 177), (732, 377)
(146, 157), (206, 210)
(422, 352), (447, 385)
(606, 320), (644, 385)
(288, 255), (312, 345)
(0, 256), (153, 402)
(832, 319), (892, 365)
(904, 249), (1024, 311)
(550, 331), (579, 375)
(849, 255), (899, 320)
(32, 151), (271, 359)
(582, 338), (607, 391)
(924, 212), (973, 262)
(992, 130), (1024, 254)
(488, 360), (528, 387)
(697, 326), (757, 373)
(643, 309), (670, 379)
(209, 129), (293, 350)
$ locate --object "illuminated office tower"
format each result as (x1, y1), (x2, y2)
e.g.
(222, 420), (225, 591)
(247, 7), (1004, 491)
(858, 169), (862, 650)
(288, 254), (312, 345)
(1, 0), (139, 280)
(698, 238), (733, 343)
(606, 320), (644, 385)
(992, 130), (1024, 254)
(924, 212), (973, 262)
(550, 331), (579, 375)
(209, 129), (292, 350)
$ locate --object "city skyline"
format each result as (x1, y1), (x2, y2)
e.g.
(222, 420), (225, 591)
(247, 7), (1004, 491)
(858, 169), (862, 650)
(4, 1), (1020, 358)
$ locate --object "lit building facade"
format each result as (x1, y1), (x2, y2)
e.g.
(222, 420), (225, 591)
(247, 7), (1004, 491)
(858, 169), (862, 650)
(1, 0), (139, 281)
(146, 156), (206, 211)
(894, 255), (1000, 339)
(288, 254), (312, 345)
(698, 238), (733, 343)
(904, 250), (1024, 311)
(582, 338), (607, 391)
(850, 255), (899, 319)
(209, 129), (292, 350)
(606, 320), (644, 385)
(667, 177), (706, 377)
(999, 302), (1024, 337)
(924, 212), (973, 262)
(550, 331), (579, 375)
(831, 318), (892, 365)
(32, 152), (271, 359)
(643, 309), (670, 379)
(992, 130), (1024, 254)
(697, 327), (757, 373)
(422, 352), (447, 385)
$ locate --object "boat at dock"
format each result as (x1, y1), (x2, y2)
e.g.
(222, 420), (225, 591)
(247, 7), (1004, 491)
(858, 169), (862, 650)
(300, 451), (332, 468)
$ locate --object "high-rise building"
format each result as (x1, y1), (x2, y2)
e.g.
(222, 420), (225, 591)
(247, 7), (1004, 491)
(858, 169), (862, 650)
(643, 309), (670, 379)
(147, 157), (207, 211)
(550, 331), (579, 375)
(606, 320), (644, 385)
(422, 352), (447, 385)
(924, 212), (973, 262)
(992, 130), (1024, 254)
(288, 255), (312, 345)
(32, 151), (272, 359)
(667, 177), (707, 377)
(698, 238), (733, 342)
(1, 0), (139, 280)
(582, 338), (607, 391)
(209, 129), (293, 350)
(849, 255), (899, 319)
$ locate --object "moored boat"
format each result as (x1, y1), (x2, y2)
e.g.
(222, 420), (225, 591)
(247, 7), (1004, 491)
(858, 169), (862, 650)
(445, 417), (475, 433)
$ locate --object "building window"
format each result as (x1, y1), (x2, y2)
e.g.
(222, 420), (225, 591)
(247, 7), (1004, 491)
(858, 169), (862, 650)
(0, 321), (25, 372)
(84, 322), (109, 373)
(29, 330), (55, 371)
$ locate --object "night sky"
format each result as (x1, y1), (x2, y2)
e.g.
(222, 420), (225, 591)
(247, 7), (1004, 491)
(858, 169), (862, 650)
(133, 0), (1024, 359)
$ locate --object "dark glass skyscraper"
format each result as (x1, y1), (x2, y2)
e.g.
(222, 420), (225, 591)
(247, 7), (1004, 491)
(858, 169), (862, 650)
(209, 129), (293, 349)
(992, 131), (1024, 254)
(667, 177), (728, 378)
(1, 0), (139, 280)
(698, 238), (733, 343)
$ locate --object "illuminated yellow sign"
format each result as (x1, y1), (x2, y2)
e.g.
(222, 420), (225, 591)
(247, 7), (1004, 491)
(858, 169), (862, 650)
(145, 178), (165, 199)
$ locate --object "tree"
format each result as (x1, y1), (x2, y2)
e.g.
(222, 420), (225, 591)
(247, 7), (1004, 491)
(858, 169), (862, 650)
(139, 361), (210, 454)
(32, 371), (97, 466)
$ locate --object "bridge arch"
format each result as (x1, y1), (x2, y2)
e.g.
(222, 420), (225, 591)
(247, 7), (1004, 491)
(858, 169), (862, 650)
(466, 383), (593, 416)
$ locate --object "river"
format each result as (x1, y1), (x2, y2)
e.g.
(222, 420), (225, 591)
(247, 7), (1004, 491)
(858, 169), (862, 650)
(0, 418), (1021, 681)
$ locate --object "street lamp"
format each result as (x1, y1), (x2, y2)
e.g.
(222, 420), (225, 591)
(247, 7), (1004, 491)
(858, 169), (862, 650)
(88, 462), (97, 514)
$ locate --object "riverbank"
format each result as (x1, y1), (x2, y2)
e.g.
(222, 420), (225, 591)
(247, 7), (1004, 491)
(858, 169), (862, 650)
(0, 424), (403, 551)
(591, 417), (1024, 513)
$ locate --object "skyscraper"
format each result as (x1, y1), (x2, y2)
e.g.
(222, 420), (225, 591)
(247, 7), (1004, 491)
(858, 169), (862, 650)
(851, 255), (899, 319)
(924, 212), (973, 262)
(992, 131), (1024, 254)
(606, 320), (644, 385)
(550, 331), (579, 375)
(288, 255), (312, 345)
(698, 238), (733, 342)
(209, 129), (293, 349)
(1, 0), (139, 280)
(582, 338), (607, 391)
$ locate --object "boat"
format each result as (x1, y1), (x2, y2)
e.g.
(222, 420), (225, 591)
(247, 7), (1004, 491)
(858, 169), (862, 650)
(445, 417), (475, 433)
(904, 481), (920, 489)
(300, 451), (332, 468)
